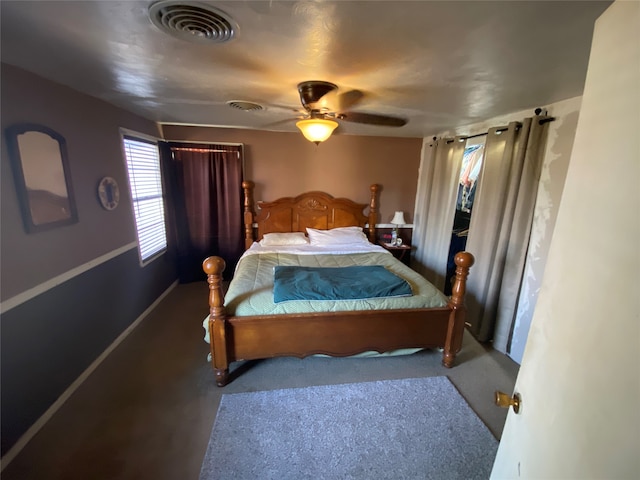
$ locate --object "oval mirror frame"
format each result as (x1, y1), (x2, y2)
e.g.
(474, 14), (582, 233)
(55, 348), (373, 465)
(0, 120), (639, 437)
(5, 124), (79, 233)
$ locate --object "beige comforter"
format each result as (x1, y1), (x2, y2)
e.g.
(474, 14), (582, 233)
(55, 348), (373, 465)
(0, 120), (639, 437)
(224, 243), (448, 316)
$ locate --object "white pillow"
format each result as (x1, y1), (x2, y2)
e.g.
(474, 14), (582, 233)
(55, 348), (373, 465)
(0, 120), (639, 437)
(259, 232), (309, 246)
(306, 227), (369, 246)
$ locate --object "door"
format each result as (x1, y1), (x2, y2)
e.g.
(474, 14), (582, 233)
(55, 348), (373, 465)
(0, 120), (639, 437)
(491, 2), (639, 478)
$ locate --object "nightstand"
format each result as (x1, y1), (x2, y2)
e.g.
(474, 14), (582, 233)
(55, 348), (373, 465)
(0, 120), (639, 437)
(379, 243), (412, 266)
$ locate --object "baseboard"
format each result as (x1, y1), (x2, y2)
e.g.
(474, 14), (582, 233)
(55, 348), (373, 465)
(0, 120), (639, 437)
(0, 280), (179, 471)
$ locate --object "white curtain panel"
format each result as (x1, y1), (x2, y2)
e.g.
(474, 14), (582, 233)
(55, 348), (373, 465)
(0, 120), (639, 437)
(465, 118), (549, 348)
(412, 136), (465, 291)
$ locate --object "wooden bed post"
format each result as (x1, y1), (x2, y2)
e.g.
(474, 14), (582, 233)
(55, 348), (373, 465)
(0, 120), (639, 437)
(443, 251), (475, 368)
(367, 184), (379, 242)
(202, 256), (230, 386)
(242, 181), (256, 250)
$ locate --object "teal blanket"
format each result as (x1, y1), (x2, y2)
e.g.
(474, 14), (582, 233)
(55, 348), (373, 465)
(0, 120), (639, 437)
(274, 265), (412, 303)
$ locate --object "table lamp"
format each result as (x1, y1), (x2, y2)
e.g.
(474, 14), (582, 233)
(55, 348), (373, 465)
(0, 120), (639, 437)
(390, 211), (407, 246)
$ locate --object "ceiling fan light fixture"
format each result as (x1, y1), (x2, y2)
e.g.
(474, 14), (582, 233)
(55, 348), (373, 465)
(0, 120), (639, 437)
(296, 118), (338, 145)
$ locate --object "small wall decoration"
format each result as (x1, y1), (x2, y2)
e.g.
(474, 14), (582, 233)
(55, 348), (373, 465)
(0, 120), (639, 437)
(97, 176), (120, 210)
(5, 123), (79, 233)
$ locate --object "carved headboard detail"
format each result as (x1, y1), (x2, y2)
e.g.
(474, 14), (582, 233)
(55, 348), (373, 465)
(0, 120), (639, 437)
(242, 182), (380, 249)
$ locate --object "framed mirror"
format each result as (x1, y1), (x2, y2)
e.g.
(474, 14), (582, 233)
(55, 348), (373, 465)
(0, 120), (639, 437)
(5, 124), (78, 233)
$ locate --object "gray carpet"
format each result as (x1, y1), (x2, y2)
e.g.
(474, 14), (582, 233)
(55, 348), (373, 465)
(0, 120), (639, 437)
(199, 376), (497, 480)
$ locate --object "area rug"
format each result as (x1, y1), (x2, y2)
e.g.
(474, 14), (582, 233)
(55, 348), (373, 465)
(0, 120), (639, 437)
(199, 376), (497, 480)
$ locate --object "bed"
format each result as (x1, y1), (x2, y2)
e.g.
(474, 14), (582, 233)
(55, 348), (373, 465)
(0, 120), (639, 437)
(202, 182), (474, 386)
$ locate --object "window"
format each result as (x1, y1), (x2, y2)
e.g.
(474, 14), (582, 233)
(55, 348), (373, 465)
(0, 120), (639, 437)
(122, 135), (167, 264)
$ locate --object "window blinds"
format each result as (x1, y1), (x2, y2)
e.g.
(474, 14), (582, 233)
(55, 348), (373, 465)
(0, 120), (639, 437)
(122, 137), (167, 263)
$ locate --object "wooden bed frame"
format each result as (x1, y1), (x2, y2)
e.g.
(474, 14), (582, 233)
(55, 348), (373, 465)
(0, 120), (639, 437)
(202, 182), (474, 386)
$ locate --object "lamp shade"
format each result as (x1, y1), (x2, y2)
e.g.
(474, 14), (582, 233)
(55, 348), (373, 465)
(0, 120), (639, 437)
(390, 211), (407, 225)
(296, 118), (338, 145)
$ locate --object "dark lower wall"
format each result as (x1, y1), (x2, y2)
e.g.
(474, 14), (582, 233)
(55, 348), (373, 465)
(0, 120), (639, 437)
(0, 248), (176, 455)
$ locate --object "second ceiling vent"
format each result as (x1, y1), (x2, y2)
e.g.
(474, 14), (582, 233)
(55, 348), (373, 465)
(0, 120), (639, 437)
(227, 101), (264, 112)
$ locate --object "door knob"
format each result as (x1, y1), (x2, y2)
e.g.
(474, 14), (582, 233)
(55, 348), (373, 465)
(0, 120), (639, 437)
(495, 391), (521, 414)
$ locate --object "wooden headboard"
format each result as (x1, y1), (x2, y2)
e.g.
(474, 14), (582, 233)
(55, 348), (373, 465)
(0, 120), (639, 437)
(242, 182), (380, 249)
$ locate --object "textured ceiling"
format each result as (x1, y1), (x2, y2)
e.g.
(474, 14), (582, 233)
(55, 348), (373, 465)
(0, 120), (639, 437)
(0, 1), (611, 138)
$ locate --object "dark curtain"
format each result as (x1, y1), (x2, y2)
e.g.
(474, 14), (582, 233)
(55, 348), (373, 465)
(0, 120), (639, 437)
(160, 142), (244, 282)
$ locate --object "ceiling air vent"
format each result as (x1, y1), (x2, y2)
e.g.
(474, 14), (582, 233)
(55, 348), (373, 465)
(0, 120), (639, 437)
(227, 101), (263, 112)
(148, 1), (237, 44)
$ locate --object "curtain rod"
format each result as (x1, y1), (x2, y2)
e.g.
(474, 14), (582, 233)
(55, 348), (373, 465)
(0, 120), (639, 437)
(170, 147), (232, 153)
(443, 116), (556, 144)
(164, 139), (243, 147)
(443, 125), (511, 144)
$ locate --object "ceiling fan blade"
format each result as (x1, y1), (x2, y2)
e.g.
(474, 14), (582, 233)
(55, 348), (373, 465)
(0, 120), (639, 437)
(260, 117), (301, 128)
(338, 112), (407, 127)
(317, 89), (364, 112)
(263, 103), (306, 115)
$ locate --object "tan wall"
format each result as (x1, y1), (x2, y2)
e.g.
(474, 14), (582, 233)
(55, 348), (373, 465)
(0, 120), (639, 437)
(1, 64), (161, 299)
(161, 125), (422, 224)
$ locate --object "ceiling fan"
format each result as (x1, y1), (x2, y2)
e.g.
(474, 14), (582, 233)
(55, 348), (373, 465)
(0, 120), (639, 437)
(293, 81), (408, 145)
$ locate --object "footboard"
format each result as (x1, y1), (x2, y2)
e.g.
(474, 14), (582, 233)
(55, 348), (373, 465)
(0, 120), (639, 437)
(203, 252), (474, 387)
